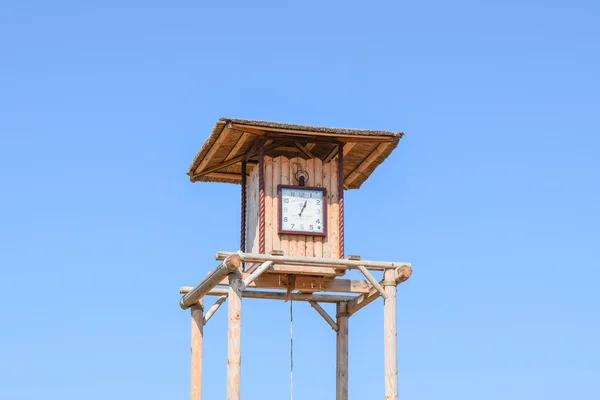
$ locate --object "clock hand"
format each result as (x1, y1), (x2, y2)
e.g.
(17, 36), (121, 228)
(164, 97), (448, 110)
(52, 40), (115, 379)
(299, 200), (307, 216)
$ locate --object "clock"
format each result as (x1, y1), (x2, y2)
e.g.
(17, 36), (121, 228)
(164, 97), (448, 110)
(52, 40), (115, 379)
(278, 184), (327, 236)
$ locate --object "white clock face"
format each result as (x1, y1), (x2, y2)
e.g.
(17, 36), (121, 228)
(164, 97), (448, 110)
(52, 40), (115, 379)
(279, 186), (326, 235)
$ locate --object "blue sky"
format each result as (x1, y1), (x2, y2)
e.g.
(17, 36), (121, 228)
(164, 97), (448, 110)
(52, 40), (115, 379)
(1, 1), (599, 399)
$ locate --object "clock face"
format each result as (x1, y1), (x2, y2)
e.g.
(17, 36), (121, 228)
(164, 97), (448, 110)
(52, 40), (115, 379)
(278, 185), (327, 236)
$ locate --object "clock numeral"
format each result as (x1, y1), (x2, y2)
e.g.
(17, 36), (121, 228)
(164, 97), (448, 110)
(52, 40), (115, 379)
(290, 191), (296, 197)
(316, 200), (321, 205)
(283, 207), (288, 212)
(284, 217), (288, 222)
(309, 225), (314, 230)
(299, 192), (305, 198)
(316, 219), (320, 224)
(284, 198), (289, 203)
(291, 223), (295, 229)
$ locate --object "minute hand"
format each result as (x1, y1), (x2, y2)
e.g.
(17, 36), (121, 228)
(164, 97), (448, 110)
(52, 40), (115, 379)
(299, 200), (307, 216)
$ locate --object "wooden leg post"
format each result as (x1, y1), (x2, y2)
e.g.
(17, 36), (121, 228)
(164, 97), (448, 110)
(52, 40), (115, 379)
(190, 300), (204, 400)
(336, 302), (349, 400)
(227, 270), (243, 400)
(383, 269), (398, 400)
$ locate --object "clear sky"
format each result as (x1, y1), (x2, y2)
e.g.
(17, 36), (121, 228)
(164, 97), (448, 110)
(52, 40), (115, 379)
(1, 1), (599, 399)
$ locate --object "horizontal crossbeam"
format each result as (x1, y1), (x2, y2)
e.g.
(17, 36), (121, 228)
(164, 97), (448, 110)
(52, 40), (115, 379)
(180, 286), (356, 303)
(180, 255), (241, 310)
(216, 251), (410, 271)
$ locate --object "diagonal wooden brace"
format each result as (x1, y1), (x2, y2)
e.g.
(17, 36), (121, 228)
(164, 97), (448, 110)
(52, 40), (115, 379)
(308, 300), (339, 331)
(357, 265), (388, 300)
(242, 261), (274, 287)
(203, 295), (228, 325)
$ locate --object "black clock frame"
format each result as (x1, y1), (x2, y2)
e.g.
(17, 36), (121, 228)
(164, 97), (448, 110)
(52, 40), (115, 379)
(277, 184), (328, 237)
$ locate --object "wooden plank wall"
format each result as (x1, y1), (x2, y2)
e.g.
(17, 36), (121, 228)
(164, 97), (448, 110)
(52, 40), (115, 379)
(246, 155), (340, 259)
(245, 165), (260, 252)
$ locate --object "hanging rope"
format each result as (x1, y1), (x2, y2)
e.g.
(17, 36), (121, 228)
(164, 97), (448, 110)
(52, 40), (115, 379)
(289, 298), (294, 400)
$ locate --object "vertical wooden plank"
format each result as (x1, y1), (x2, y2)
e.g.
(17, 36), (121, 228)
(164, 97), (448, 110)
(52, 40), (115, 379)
(264, 156), (273, 254)
(227, 271), (243, 400)
(259, 146), (265, 254)
(383, 269), (398, 400)
(304, 158), (315, 257)
(190, 301), (204, 400)
(247, 166), (260, 253)
(322, 161), (331, 258)
(313, 158), (323, 258)
(287, 157), (299, 257)
(280, 157), (290, 256)
(296, 157), (306, 257)
(272, 157), (282, 253)
(336, 302), (349, 400)
(329, 155), (340, 259)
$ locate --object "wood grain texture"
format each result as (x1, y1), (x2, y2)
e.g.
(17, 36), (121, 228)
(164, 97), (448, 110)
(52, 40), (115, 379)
(329, 156), (340, 259)
(280, 157), (290, 256)
(218, 274), (373, 294)
(250, 166), (260, 252)
(203, 295), (227, 325)
(344, 142), (390, 188)
(313, 158), (324, 257)
(322, 161), (331, 258)
(357, 265), (388, 300)
(295, 157), (306, 257)
(264, 156), (273, 254)
(190, 302), (204, 400)
(336, 302), (349, 400)
(383, 269), (398, 400)
(224, 132), (250, 161)
(227, 271), (243, 400)
(271, 157), (281, 253)
(308, 300), (338, 331)
(304, 158), (315, 257)
(180, 255), (241, 309)
(181, 286), (356, 303)
(193, 127), (231, 174)
(215, 252), (410, 270)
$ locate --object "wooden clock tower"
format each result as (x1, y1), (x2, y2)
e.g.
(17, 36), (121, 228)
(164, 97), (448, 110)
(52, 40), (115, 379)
(179, 118), (412, 400)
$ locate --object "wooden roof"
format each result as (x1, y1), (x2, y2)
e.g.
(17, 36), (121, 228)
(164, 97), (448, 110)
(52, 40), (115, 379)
(187, 118), (404, 189)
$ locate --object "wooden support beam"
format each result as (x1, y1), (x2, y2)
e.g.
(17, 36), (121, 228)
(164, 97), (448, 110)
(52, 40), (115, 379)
(224, 132), (251, 161)
(242, 261), (274, 287)
(193, 127), (232, 175)
(180, 287), (357, 303)
(346, 266), (411, 315)
(323, 146), (339, 163)
(227, 271), (243, 400)
(204, 172), (244, 180)
(305, 143), (317, 152)
(219, 274), (373, 294)
(356, 265), (388, 300)
(191, 142), (286, 179)
(190, 301), (203, 400)
(294, 143), (315, 158)
(216, 251), (410, 271)
(336, 302), (349, 400)
(180, 255), (241, 310)
(383, 269), (398, 400)
(203, 295), (227, 325)
(344, 142), (390, 188)
(229, 123), (399, 142)
(342, 142), (356, 156)
(308, 301), (338, 331)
